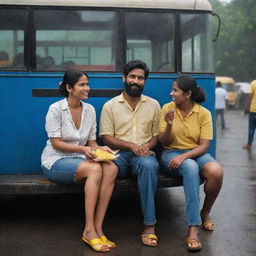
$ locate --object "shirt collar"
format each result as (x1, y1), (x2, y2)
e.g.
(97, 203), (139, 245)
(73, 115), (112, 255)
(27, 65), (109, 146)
(118, 92), (147, 103)
(60, 98), (89, 112)
(191, 103), (200, 113)
(172, 102), (200, 114)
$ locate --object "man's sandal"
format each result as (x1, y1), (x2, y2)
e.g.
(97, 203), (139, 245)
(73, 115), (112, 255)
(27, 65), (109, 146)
(141, 233), (158, 247)
(82, 236), (111, 252)
(187, 238), (202, 252)
(202, 220), (215, 231)
(100, 235), (116, 248)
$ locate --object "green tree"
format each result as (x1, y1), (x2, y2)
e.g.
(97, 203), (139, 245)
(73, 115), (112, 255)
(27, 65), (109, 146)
(209, 0), (256, 82)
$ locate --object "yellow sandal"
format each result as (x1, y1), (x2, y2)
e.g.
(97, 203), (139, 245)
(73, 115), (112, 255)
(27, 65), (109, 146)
(100, 235), (116, 248)
(82, 236), (111, 252)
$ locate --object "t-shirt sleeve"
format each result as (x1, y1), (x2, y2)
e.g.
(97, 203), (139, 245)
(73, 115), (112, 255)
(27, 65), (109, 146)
(199, 109), (213, 140)
(45, 104), (62, 138)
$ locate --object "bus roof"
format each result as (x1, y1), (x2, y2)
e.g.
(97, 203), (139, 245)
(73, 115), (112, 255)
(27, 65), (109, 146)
(216, 76), (236, 84)
(0, 0), (212, 11)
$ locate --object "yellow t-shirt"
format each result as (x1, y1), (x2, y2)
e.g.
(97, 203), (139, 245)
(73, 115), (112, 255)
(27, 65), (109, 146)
(249, 80), (256, 112)
(99, 93), (161, 145)
(159, 102), (213, 149)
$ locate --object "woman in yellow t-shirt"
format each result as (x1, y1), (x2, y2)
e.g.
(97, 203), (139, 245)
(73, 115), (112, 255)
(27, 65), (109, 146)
(159, 75), (223, 252)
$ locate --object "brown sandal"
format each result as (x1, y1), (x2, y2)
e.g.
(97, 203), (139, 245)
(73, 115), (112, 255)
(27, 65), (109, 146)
(187, 238), (202, 251)
(202, 220), (215, 231)
(141, 233), (158, 247)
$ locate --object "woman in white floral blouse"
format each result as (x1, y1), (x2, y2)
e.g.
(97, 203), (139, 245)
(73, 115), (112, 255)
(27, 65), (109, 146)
(41, 69), (118, 252)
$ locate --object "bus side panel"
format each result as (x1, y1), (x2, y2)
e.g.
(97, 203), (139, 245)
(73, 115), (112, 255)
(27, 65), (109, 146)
(0, 73), (215, 174)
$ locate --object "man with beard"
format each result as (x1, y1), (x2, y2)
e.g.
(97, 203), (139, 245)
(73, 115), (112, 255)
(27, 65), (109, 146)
(99, 60), (161, 247)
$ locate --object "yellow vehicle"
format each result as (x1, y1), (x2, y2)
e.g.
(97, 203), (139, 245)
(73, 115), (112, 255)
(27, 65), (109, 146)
(216, 76), (239, 108)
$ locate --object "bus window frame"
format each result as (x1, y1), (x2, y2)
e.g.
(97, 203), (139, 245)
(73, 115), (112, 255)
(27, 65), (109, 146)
(0, 5), (214, 74)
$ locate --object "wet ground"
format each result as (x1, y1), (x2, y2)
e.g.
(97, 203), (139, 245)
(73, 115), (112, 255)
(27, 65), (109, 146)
(1, 110), (256, 256)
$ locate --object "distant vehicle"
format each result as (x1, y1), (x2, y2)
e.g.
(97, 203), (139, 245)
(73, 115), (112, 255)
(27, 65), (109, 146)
(236, 82), (250, 110)
(216, 76), (239, 108)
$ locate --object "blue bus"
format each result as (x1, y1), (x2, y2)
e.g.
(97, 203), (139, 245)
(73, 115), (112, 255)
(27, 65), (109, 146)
(0, 0), (216, 177)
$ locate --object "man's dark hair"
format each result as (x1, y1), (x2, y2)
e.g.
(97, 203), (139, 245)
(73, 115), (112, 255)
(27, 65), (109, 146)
(216, 81), (222, 88)
(123, 60), (149, 79)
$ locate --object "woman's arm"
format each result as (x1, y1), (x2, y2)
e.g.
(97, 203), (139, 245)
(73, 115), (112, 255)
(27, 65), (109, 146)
(50, 138), (96, 159)
(159, 109), (175, 146)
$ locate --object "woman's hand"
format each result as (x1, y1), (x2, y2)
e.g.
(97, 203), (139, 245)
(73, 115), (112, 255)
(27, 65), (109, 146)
(168, 154), (186, 169)
(81, 146), (96, 159)
(165, 109), (175, 126)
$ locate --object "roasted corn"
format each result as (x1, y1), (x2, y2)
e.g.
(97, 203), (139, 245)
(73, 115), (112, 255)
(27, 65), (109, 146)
(94, 149), (116, 161)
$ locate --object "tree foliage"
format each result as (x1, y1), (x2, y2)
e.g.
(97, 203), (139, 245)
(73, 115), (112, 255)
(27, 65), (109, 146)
(209, 0), (256, 82)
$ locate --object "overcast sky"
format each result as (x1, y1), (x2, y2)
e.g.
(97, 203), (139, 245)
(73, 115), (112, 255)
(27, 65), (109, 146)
(219, 0), (232, 3)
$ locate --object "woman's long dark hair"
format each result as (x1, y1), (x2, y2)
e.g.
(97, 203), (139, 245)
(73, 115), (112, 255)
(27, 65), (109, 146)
(175, 75), (205, 103)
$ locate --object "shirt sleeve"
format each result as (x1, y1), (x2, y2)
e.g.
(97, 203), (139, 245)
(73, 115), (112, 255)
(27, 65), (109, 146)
(99, 102), (115, 137)
(45, 104), (62, 138)
(249, 80), (256, 94)
(199, 109), (213, 140)
(88, 106), (97, 141)
(152, 101), (161, 136)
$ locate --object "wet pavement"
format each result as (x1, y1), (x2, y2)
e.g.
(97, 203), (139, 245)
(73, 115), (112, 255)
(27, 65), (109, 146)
(1, 110), (256, 256)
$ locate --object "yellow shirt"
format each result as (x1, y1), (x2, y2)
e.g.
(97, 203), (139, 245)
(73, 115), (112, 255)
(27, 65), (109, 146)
(99, 93), (161, 145)
(159, 102), (213, 149)
(249, 80), (256, 112)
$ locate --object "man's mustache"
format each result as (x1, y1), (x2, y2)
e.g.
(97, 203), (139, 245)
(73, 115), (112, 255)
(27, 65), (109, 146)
(129, 83), (140, 89)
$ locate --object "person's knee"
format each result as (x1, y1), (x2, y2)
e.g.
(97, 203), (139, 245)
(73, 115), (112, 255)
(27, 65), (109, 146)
(180, 159), (199, 177)
(103, 163), (118, 183)
(201, 162), (223, 181)
(79, 162), (103, 183)
(140, 158), (159, 175)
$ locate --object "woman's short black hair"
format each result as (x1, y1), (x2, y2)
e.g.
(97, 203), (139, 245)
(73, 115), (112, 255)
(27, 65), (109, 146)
(175, 75), (205, 103)
(123, 60), (149, 79)
(59, 69), (88, 97)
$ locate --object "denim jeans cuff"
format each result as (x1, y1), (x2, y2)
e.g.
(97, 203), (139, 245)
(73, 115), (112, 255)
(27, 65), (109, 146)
(188, 222), (202, 227)
(144, 220), (157, 226)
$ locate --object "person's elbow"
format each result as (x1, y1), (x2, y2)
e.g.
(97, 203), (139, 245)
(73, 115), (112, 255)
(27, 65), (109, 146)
(102, 135), (113, 147)
(159, 133), (171, 146)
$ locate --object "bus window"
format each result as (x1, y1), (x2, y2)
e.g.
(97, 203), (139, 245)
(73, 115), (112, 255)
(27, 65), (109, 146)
(0, 9), (26, 70)
(34, 9), (117, 71)
(181, 13), (214, 73)
(125, 12), (175, 72)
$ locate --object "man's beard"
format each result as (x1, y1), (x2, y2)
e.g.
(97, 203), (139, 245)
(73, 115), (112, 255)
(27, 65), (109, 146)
(124, 82), (144, 97)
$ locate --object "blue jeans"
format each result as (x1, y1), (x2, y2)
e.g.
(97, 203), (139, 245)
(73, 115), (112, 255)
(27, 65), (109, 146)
(42, 157), (84, 184)
(247, 112), (256, 145)
(160, 149), (216, 226)
(114, 151), (159, 225)
(216, 108), (226, 129)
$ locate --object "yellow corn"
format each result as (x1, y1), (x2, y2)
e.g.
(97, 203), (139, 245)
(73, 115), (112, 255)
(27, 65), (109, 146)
(94, 149), (115, 161)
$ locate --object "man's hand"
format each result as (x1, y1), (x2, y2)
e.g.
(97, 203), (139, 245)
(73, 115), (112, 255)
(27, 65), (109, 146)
(129, 143), (151, 157)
